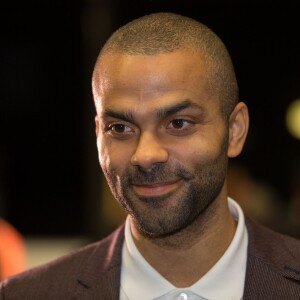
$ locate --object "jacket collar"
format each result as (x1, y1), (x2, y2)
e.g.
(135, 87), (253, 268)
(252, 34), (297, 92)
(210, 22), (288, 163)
(72, 218), (300, 299)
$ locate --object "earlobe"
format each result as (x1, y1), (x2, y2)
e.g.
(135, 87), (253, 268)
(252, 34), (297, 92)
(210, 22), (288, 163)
(227, 102), (249, 158)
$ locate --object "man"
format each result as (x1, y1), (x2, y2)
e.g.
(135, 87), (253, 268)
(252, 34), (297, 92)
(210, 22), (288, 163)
(1, 12), (300, 300)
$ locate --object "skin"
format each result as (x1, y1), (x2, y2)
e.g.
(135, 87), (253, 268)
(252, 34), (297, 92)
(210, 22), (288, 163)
(93, 50), (249, 287)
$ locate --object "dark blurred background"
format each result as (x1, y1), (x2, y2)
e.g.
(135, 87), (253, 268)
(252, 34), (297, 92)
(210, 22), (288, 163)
(1, 0), (300, 239)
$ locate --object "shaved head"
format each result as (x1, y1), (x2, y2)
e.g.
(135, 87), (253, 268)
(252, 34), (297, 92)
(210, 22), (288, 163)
(93, 12), (239, 119)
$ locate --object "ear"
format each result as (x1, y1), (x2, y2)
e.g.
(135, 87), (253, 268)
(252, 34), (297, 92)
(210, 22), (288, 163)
(95, 115), (99, 137)
(227, 102), (249, 158)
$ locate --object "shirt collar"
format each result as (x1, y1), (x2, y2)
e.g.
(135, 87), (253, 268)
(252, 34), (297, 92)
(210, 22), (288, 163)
(120, 198), (248, 300)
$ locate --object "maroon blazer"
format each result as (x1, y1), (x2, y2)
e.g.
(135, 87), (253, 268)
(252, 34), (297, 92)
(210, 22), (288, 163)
(1, 218), (300, 299)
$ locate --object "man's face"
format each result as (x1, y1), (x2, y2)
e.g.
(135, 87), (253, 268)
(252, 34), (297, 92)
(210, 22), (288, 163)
(94, 51), (229, 237)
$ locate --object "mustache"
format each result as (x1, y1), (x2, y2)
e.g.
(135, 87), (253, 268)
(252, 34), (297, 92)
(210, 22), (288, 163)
(126, 163), (194, 185)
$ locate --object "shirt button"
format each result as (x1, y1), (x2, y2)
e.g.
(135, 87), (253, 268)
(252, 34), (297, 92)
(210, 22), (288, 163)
(178, 293), (188, 300)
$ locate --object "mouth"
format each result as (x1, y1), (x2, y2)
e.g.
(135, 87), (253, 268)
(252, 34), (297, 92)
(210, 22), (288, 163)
(132, 179), (182, 197)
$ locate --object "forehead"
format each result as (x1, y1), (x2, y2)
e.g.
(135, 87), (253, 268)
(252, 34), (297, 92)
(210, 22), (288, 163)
(93, 51), (218, 115)
(98, 51), (208, 91)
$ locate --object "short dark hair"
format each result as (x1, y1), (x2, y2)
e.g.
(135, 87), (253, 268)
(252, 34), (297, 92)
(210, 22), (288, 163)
(94, 12), (239, 119)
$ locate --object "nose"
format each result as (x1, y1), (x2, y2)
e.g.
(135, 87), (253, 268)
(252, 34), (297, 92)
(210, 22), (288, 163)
(130, 132), (168, 170)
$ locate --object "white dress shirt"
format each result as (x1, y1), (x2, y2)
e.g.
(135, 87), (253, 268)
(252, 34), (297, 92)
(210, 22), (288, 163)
(120, 198), (248, 300)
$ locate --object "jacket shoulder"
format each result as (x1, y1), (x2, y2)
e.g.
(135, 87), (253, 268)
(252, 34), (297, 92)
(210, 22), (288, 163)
(244, 218), (300, 298)
(0, 225), (125, 300)
(246, 217), (300, 260)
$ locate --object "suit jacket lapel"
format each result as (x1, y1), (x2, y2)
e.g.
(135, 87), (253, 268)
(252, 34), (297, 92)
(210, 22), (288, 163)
(243, 218), (300, 299)
(74, 225), (125, 300)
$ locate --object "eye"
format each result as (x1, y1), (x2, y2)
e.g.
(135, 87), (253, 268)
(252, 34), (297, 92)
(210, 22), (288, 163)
(109, 124), (132, 133)
(167, 119), (191, 130)
(107, 123), (134, 135)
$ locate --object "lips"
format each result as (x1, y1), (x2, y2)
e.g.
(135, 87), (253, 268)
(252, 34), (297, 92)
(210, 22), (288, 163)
(132, 179), (182, 197)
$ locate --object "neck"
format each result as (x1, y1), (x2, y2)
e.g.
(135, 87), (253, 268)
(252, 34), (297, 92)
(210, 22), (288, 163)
(130, 194), (236, 287)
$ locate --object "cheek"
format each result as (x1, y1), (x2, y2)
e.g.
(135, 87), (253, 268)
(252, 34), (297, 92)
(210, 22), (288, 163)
(97, 137), (112, 173)
(98, 138), (133, 173)
(170, 139), (219, 166)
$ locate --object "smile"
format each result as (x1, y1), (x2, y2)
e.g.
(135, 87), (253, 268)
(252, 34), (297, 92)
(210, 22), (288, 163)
(132, 180), (182, 197)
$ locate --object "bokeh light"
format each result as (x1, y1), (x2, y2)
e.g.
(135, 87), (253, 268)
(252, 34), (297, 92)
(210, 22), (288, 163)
(286, 99), (300, 139)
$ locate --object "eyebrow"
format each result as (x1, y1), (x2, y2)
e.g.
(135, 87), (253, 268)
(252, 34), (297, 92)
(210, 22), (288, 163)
(102, 109), (135, 123)
(102, 99), (203, 122)
(156, 99), (204, 119)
